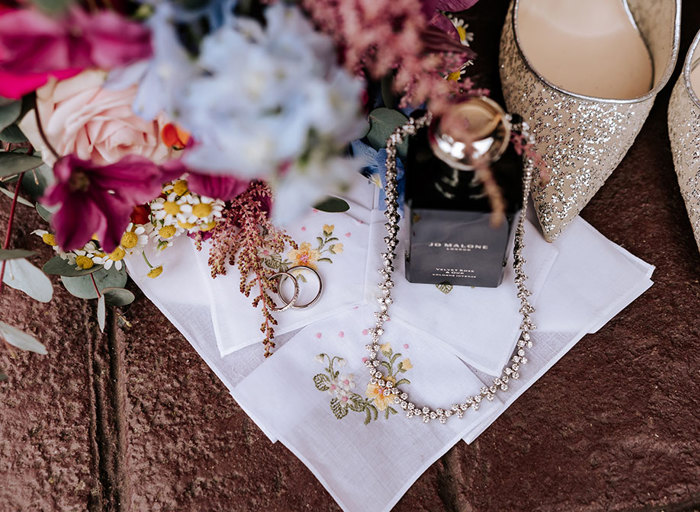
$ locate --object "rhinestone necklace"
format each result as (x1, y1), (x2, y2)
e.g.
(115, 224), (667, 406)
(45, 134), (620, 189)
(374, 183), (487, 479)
(361, 112), (536, 424)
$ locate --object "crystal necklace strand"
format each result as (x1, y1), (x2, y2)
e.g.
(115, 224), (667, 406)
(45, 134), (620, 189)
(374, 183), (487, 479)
(362, 112), (536, 424)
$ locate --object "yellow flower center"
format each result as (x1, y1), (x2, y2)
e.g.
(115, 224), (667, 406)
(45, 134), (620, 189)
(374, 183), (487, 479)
(147, 266), (163, 278)
(447, 69), (462, 82)
(120, 231), (139, 249)
(41, 233), (56, 246)
(192, 203), (213, 219)
(163, 201), (180, 215)
(109, 247), (126, 261)
(178, 220), (196, 230)
(200, 220), (217, 232)
(172, 180), (188, 196)
(456, 25), (467, 42)
(159, 225), (176, 239)
(75, 255), (94, 269)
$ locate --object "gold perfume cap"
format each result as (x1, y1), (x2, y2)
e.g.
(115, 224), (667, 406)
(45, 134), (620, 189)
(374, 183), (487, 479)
(428, 96), (511, 170)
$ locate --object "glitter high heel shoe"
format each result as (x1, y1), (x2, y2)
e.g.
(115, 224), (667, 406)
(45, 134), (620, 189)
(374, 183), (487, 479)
(668, 29), (700, 253)
(499, 0), (681, 242)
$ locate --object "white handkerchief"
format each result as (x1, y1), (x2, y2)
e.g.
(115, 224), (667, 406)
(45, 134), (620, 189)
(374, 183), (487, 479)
(194, 205), (372, 357)
(462, 216), (655, 443)
(365, 209), (558, 375)
(234, 307), (502, 512)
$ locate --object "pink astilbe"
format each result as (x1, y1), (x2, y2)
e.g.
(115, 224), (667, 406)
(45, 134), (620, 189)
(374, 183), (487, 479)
(205, 181), (296, 357)
(302, 0), (479, 111)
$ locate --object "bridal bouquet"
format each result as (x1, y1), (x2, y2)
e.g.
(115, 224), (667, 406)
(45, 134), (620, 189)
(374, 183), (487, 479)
(0, 0), (484, 370)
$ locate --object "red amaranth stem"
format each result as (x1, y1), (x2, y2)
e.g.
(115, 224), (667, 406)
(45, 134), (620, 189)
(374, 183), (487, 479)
(0, 172), (25, 294)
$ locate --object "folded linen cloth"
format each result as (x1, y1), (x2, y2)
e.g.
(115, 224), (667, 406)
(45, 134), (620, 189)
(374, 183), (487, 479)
(364, 209), (559, 375)
(233, 307), (504, 512)
(192, 204), (371, 356)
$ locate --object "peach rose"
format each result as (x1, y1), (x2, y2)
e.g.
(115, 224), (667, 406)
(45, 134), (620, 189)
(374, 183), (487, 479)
(20, 70), (172, 167)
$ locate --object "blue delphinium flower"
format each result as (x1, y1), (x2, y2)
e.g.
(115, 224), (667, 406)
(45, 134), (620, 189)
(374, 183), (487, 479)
(351, 140), (406, 213)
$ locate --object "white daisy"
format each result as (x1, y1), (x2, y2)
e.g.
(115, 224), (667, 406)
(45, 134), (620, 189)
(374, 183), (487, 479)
(150, 194), (190, 225)
(179, 196), (225, 226)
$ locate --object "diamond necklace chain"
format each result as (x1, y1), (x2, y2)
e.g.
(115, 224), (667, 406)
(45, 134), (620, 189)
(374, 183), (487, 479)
(362, 112), (536, 425)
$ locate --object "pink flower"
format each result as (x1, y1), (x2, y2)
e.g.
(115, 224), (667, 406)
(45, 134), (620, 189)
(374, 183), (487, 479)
(43, 154), (163, 252)
(20, 70), (172, 167)
(0, 7), (151, 98)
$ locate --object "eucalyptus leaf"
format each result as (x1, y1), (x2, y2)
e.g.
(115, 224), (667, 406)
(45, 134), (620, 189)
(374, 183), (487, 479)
(0, 321), (48, 355)
(380, 74), (398, 110)
(2, 258), (53, 302)
(36, 203), (56, 223)
(0, 249), (36, 261)
(313, 196), (350, 213)
(367, 108), (409, 159)
(0, 125), (28, 143)
(97, 295), (106, 332)
(0, 102), (21, 132)
(43, 255), (102, 277)
(0, 186), (34, 207)
(102, 287), (135, 307)
(60, 266), (128, 300)
(21, 164), (54, 202)
(0, 153), (44, 178)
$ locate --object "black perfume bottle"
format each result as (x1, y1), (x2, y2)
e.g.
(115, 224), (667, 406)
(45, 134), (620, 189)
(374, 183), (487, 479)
(404, 97), (524, 288)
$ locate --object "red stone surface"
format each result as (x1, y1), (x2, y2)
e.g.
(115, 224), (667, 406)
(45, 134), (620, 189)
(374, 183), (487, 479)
(1, 2), (699, 511)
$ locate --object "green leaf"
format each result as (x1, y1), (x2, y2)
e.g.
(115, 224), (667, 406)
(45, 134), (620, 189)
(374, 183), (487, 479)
(0, 125), (28, 143)
(367, 108), (409, 158)
(313, 373), (330, 392)
(436, 281), (453, 294)
(36, 203), (55, 223)
(97, 295), (106, 332)
(102, 287), (135, 307)
(60, 266), (127, 300)
(0, 321), (47, 355)
(43, 256), (102, 277)
(330, 398), (348, 420)
(0, 185), (34, 207)
(2, 258), (53, 302)
(0, 249), (36, 261)
(0, 101), (21, 132)
(21, 164), (54, 202)
(313, 196), (350, 213)
(0, 153), (43, 178)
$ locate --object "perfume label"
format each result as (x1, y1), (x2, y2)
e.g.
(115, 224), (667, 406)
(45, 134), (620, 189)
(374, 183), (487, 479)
(405, 208), (514, 288)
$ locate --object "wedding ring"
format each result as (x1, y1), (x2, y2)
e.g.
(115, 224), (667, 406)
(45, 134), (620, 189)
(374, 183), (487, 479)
(269, 271), (299, 312)
(278, 265), (323, 309)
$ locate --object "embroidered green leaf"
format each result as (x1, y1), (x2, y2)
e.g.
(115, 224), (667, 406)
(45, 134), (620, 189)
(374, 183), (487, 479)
(313, 373), (330, 392)
(380, 360), (392, 372)
(390, 352), (401, 365)
(436, 281), (453, 294)
(317, 257), (333, 263)
(395, 378), (411, 387)
(330, 398), (348, 420)
(364, 408), (372, 425)
(347, 393), (367, 413)
(326, 237), (339, 243)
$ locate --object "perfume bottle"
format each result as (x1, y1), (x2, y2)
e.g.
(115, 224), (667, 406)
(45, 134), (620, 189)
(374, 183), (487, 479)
(404, 97), (524, 288)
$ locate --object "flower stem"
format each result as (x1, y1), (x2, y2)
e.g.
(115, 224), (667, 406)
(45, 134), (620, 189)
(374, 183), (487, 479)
(141, 250), (154, 269)
(90, 273), (101, 298)
(33, 96), (60, 161)
(0, 173), (25, 294)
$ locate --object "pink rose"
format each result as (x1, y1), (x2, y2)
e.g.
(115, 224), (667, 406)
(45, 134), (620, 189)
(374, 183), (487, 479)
(20, 70), (172, 167)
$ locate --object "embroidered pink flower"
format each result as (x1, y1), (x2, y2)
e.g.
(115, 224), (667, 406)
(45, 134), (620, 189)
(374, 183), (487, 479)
(43, 154), (163, 252)
(0, 7), (151, 99)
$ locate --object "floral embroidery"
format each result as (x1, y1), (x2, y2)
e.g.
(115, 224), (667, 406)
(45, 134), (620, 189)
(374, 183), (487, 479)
(313, 343), (411, 424)
(263, 224), (344, 276)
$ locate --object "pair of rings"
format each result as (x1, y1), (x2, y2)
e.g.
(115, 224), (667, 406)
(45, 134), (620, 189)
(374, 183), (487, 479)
(270, 265), (323, 312)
